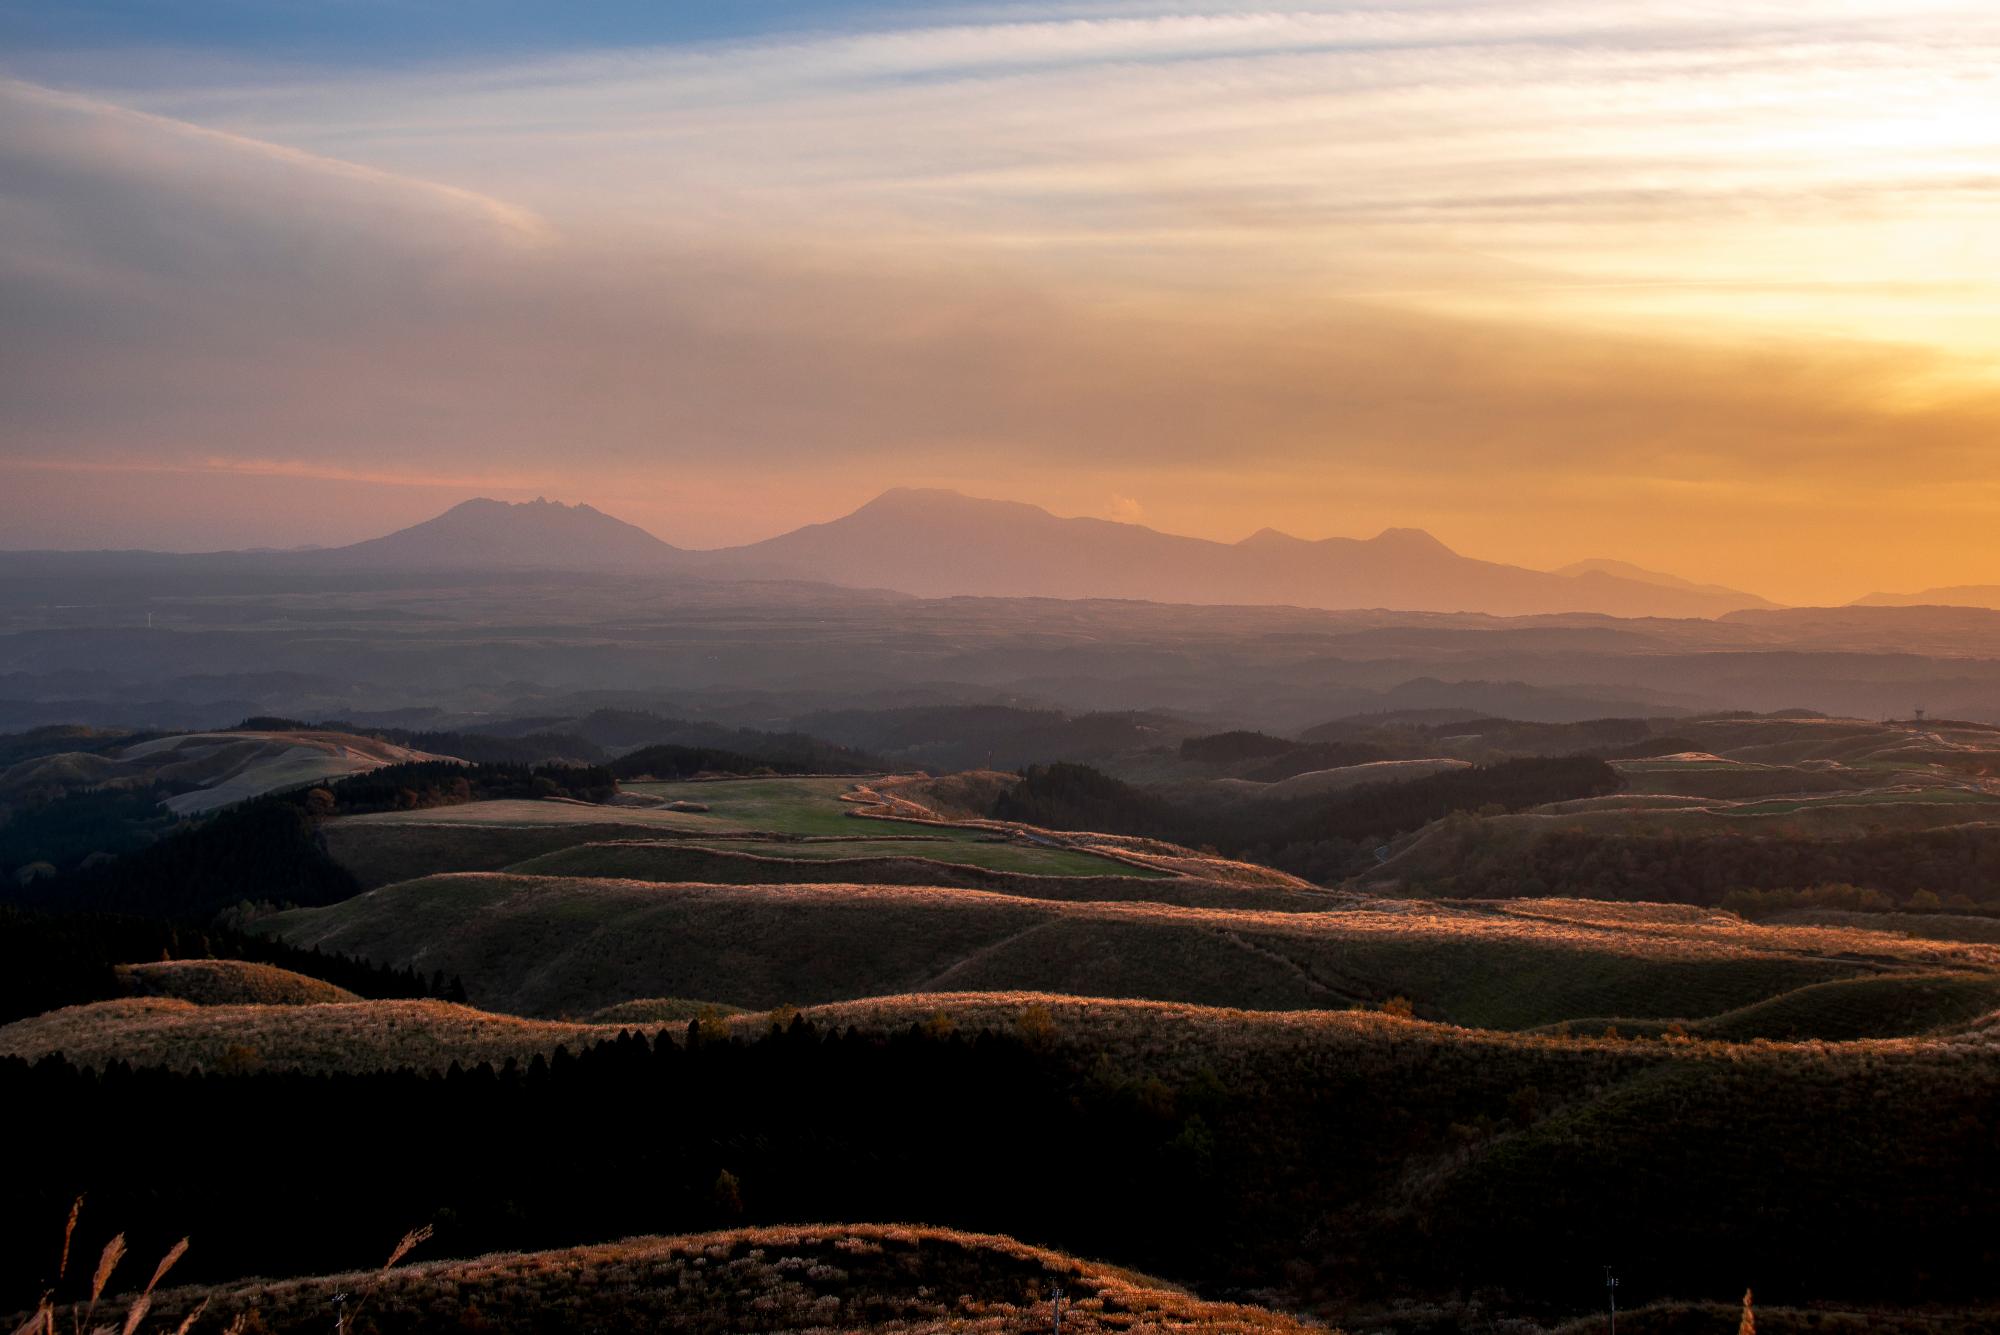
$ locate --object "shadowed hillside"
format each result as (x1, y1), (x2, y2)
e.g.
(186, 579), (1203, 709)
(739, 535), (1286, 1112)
(7, 1002), (1995, 1330)
(253, 877), (1998, 1026)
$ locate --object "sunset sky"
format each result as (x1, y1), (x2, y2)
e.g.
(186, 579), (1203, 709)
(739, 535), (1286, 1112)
(3, 0), (1997, 603)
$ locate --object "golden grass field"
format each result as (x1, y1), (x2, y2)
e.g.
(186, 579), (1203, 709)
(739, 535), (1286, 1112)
(115, 960), (360, 1006)
(0, 997), (616, 1073)
(9, 973), (1997, 1078)
(123, 1224), (1322, 1335)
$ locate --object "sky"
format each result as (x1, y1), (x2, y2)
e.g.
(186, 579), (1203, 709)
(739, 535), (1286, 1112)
(3, 0), (1998, 604)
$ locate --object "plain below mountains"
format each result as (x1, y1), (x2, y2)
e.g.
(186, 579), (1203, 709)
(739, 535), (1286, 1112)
(2, 489), (1780, 618)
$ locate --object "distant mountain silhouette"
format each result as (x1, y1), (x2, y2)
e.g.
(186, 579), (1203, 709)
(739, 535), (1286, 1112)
(1852, 585), (2000, 611)
(1553, 558), (1777, 609)
(695, 488), (1774, 616)
(319, 498), (680, 569)
(0, 489), (1779, 616)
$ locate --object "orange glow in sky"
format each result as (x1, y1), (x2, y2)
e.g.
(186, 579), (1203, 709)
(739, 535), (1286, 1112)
(3, 2), (1999, 604)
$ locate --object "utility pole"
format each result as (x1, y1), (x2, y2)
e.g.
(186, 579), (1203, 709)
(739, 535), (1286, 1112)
(1050, 1279), (1065, 1335)
(1603, 1267), (1619, 1335)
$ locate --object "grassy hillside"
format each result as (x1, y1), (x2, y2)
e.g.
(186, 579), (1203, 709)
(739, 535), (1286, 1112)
(0, 997), (615, 1073)
(327, 779), (1174, 886)
(855, 775), (1312, 887)
(9, 999), (1996, 1330)
(14, 983), (2000, 1078)
(623, 776), (941, 836)
(115, 959), (359, 1006)
(323, 816), (649, 888)
(508, 837), (1163, 883)
(0, 728), (452, 816)
(1677, 971), (2000, 1041)
(256, 877), (1999, 1026)
(586, 996), (746, 1025)
(498, 842), (1333, 911)
(1775, 908), (2000, 944)
(130, 1225), (1320, 1335)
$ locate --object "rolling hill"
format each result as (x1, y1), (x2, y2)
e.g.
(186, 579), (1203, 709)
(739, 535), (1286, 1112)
(12, 992), (1998, 1332)
(0, 727), (452, 815)
(14, 976), (1998, 1077)
(124, 1225), (1322, 1335)
(253, 875), (1997, 1026)
(0, 995), (613, 1073)
(114, 959), (359, 1006)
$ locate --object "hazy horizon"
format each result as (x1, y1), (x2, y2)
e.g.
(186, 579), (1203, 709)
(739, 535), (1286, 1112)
(6, 1), (2000, 604)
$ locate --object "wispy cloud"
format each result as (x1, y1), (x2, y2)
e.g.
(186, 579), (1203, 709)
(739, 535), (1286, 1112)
(3, 2), (2000, 597)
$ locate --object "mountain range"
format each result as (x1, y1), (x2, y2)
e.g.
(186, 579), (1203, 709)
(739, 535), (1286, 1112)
(1854, 585), (2000, 612)
(702, 489), (1778, 616)
(2, 489), (1787, 618)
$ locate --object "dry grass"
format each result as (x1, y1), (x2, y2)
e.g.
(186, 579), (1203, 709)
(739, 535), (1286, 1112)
(743, 991), (2000, 1071)
(850, 776), (1313, 888)
(134, 1224), (1327, 1335)
(1772, 909), (2000, 945)
(10, 982), (1997, 1079)
(323, 817), (653, 889)
(12, 1204), (194, 1335)
(251, 873), (2000, 1025)
(500, 840), (1324, 910)
(505, 837), (1168, 885)
(1531, 971), (2000, 1042)
(115, 961), (359, 1007)
(0, 998), (626, 1075)
(585, 997), (749, 1023)
(0, 729), (454, 817)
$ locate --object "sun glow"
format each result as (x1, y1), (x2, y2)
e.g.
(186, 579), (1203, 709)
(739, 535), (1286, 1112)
(3, 1), (1999, 599)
